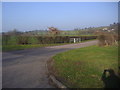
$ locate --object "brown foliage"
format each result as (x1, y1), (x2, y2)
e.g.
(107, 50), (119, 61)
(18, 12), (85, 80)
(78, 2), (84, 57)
(97, 32), (118, 46)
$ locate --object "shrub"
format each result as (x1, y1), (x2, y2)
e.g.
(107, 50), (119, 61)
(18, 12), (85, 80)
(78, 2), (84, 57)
(17, 35), (30, 45)
(97, 32), (118, 46)
(2, 35), (11, 45)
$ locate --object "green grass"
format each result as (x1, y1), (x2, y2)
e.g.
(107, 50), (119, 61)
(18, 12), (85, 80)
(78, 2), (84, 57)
(2, 43), (68, 52)
(2, 39), (96, 52)
(52, 45), (118, 88)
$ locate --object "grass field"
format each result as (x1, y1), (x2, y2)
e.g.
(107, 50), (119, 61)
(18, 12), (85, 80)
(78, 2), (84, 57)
(2, 39), (96, 52)
(2, 43), (69, 52)
(52, 45), (118, 88)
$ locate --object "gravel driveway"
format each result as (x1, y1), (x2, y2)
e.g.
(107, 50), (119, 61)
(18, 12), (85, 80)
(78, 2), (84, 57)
(2, 40), (97, 88)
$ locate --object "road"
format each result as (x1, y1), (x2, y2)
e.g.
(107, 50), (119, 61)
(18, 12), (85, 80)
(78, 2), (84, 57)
(2, 40), (97, 88)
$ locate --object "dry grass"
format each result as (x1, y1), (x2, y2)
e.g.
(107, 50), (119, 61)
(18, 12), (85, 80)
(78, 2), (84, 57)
(97, 32), (118, 46)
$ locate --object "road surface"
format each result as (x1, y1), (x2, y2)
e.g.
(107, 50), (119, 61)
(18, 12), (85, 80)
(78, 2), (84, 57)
(2, 40), (97, 88)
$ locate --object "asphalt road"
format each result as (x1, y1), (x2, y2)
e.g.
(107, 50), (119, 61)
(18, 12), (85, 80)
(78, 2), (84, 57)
(2, 40), (97, 88)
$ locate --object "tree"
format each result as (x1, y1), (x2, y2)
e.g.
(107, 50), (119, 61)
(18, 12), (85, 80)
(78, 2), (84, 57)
(8, 29), (22, 35)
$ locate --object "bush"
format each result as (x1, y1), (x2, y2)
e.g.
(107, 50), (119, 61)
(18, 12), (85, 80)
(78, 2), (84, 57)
(97, 32), (118, 46)
(2, 35), (11, 45)
(17, 35), (30, 45)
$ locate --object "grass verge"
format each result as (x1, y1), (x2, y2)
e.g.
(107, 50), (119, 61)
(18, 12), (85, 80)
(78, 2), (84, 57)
(52, 45), (119, 88)
(2, 39), (96, 52)
(2, 43), (68, 52)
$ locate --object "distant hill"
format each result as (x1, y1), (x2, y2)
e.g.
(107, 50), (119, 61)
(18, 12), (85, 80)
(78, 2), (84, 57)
(2, 22), (118, 36)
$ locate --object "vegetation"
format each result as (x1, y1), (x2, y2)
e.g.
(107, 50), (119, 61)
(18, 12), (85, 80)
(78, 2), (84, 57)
(2, 35), (97, 45)
(97, 32), (118, 46)
(51, 45), (118, 88)
(2, 39), (97, 52)
(2, 34), (96, 51)
(2, 22), (118, 52)
(1, 22), (119, 87)
(2, 22), (118, 36)
(47, 22), (119, 88)
(2, 43), (69, 52)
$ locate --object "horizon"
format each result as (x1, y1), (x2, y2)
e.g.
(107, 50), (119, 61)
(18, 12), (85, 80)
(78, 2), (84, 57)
(2, 2), (118, 32)
(2, 23), (117, 33)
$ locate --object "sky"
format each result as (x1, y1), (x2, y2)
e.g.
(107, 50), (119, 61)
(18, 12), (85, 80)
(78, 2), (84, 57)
(1, 0), (120, 2)
(2, 2), (118, 32)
